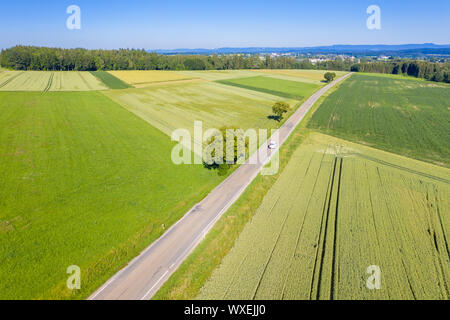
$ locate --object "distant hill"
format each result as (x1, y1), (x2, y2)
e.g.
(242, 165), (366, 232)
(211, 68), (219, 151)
(154, 44), (450, 56)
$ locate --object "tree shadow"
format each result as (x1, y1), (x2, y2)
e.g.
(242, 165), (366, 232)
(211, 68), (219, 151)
(267, 115), (282, 122)
(203, 162), (229, 176)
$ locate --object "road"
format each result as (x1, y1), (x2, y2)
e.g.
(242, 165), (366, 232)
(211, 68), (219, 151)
(89, 73), (352, 300)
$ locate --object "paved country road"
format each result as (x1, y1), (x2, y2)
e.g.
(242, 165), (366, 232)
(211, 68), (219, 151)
(89, 73), (353, 300)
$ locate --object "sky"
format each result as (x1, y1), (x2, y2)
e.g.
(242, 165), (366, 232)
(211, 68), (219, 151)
(0, 0), (449, 50)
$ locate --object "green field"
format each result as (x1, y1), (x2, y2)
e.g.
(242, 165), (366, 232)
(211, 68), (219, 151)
(307, 73), (450, 166)
(104, 80), (299, 138)
(0, 71), (108, 91)
(176, 70), (260, 81)
(197, 133), (450, 300)
(0, 91), (222, 299)
(253, 69), (348, 84)
(90, 71), (131, 89)
(218, 76), (320, 100)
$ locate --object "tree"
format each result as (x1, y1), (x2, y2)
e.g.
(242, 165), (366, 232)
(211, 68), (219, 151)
(432, 71), (444, 82)
(324, 72), (336, 82)
(272, 102), (290, 122)
(0, 46), (448, 85)
(203, 127), (249, 176)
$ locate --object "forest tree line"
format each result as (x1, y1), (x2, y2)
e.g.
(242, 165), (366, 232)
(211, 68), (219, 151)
(351, 60), (450, 83)
(1, 46), (449, 83)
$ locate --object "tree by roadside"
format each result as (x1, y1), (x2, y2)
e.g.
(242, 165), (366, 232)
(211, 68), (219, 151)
(204, 127), (249, 176)
(272, 102), (290, 122)
(324, 72), (336, 83)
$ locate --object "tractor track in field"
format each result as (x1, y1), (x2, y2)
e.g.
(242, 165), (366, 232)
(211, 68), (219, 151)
(375, 167), (419, 299)
(0, 72), (23, 89)
(433, 187), (450, 257)
(309, 152), (336, 299)
(315, 156), (340, 300)
(425, 188), (450, 298)
(43, 72), (54, 93)
(330, 157), (343, 299)
(78, 72), (92, 90)
(347, 152), (450, 184)
(252, 153), (313, 299)
(280, 150), (327, 300)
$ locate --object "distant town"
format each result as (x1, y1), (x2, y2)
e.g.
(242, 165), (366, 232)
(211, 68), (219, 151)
(154, 43), (450, 63)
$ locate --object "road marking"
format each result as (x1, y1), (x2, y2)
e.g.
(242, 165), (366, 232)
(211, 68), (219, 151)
(140, 270), (169, 300)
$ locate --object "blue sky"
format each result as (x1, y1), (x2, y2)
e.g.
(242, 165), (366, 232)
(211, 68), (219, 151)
(0, 0), (448, 49)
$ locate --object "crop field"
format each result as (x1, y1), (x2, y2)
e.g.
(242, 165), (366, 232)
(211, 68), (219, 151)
(198, 133), (450, 300)
(0, 71), (108, 91)
(217, 76), (320, 100)
(104, 80), (299, 138)
(254, 69), (348, 84)
(108, 70), (195, 87)
(0, 91), (223, 299)
(90, 71), (131, 89)
(307, 73), (450, 166)
(176, 70), (260, 81)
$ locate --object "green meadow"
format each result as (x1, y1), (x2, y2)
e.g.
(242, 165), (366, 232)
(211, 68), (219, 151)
(217, 76), (321, 100)
(90, 71), (131, 89)
(0, 91), (222, 299)
(307, 73), (450, 166)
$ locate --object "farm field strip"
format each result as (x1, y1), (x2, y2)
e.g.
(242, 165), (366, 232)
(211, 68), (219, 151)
(108, 70), (195, 86)
(176, 70), (261, 81)
(254, 73), (323, 84)
(90, 71), (133, 89)
(198, 133), (450, 300)
(307, 73), (450, 166)
(217, 76), (321, 100)
(103, 81), (299, 139)
(0, 71), (108, 91)
(253, 69), (348, 84)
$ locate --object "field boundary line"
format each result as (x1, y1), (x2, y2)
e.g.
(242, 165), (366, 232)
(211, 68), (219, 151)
(348, 152), (450, 184)
(43, 72), (54, 93)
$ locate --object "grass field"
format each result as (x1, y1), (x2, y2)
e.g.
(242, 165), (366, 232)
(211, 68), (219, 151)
(90, 71), (131, 89)
(253, 69), (348, 84)
(0, 91), (223, 299)
(308, 73), (450, 166)
(103, 81), (299, 138)
(0, 71), (108, 91)
(108, 70), (195, 87)
(196, 133), (450, 300)
(218, 76), (320, 100)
